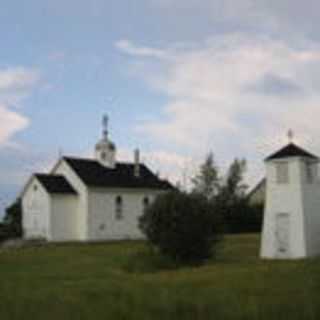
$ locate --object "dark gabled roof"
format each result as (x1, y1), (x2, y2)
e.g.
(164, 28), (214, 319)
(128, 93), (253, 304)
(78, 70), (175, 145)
(247, 178), (266, 199)
(265, 143), (319, 161)
(63, 157), (174, 190)
(35, 174), (77, 195)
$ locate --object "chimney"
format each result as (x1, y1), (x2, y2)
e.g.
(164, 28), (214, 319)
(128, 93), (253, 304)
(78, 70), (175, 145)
(134, 149), (140, 178)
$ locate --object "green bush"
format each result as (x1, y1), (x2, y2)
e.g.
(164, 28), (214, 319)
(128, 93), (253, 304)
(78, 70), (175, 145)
(1, 198), (22, 242)
(139, 191), (222, 265)
(214, 197), (264, 234)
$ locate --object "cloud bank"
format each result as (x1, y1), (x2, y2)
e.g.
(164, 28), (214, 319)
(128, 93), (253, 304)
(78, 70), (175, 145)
(116, 34), (320, 183)
(0, 67), (40, 148)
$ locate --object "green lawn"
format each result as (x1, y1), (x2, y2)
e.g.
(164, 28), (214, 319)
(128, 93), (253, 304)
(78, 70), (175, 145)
(0, 234), (319, 320)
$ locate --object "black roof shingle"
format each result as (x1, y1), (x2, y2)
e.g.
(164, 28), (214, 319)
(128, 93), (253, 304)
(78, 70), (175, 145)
(63, 157), (174, 190)
(35, 174), (77, 195)
(265, 143), (319, 161)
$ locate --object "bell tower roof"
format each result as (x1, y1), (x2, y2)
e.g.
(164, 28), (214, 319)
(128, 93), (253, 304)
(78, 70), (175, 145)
(265, 143), (319, 161)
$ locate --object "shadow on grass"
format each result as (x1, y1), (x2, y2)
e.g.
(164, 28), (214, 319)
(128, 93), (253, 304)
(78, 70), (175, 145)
(121, 246), (182, 274)
(120, 234), (266, 274)
(121, 241), (229, 274)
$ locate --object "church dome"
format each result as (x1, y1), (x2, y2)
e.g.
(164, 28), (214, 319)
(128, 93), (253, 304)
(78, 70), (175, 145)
(95, 115), (117, 168)
(95, 138), (116, 151)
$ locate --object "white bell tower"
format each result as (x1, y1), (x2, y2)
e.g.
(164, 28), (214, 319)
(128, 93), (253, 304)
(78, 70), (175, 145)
(261, 131), (320, 259)
(95, 115), (116, 168)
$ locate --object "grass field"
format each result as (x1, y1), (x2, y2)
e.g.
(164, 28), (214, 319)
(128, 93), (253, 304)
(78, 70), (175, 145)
(0, 234), (319, 320)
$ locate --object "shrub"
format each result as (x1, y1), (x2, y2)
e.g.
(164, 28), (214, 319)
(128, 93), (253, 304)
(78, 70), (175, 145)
(214, 196), (263, 234)
(1, 198), (22, 242)
(139, 191), (222, 265)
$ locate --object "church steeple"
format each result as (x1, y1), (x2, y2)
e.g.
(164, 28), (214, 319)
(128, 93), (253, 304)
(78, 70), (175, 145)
(95, 115), (116, 168)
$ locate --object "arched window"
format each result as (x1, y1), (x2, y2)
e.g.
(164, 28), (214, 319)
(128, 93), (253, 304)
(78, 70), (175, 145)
(115, 196), (123, 220)
(143, 196), (150, 211)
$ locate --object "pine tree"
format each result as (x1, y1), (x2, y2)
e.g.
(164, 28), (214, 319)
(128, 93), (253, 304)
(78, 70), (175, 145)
(191, 152), (220, 200)
(224, 158), (248, 201)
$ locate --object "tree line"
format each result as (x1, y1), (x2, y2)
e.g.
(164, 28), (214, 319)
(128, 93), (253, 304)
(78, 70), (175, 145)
(190, 152), (263, 234)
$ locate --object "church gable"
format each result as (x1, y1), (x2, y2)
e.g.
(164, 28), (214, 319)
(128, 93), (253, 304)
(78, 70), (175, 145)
(35, 174), (78, 195)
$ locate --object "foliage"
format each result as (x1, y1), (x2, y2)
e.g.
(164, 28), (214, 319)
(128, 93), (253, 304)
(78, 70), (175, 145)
(191, 155), (263, 233)
(224, 158), (248, 198)
(2, 198), (23, 241)
(139, 191), (222, 265)
(217, 200), (264, 234)
(215, 158), (263, 233)
(216, 158), (247, 206)
(0, 235), (319, 320)
(191, 152), (219, 200)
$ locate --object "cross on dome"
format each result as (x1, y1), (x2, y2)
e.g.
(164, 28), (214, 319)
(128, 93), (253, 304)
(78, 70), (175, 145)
(103, 114), (109, 139)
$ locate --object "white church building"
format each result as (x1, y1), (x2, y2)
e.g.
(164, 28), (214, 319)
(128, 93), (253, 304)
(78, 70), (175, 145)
(21, 117), (173, 242)
(261, 137), (320, 259)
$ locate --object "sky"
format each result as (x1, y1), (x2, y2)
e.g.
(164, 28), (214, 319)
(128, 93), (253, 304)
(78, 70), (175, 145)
(1, 0), (320, 217)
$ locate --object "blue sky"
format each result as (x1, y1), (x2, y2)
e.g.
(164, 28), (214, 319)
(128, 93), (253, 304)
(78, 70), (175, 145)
(2, 0), (320, 217)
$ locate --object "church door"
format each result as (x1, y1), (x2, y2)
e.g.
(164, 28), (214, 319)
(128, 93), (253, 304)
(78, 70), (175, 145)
(275, 213), (290, 258)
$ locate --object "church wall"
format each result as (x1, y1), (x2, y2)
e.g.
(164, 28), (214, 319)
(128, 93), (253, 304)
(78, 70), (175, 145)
(52, 160), (88, 240)
(261, 159), (307, 258)
(22, 177), (51, 240)
(87, 188), (163, 241)
(50, 195), (78, 241)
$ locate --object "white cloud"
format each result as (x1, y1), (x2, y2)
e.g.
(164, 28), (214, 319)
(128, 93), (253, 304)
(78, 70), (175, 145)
(0, 67), (40, 148)
(0, 105), (29, 147)
(0, 67), (39, 92)
(116, 34), (320, 184)
(115, 39), (168, 59)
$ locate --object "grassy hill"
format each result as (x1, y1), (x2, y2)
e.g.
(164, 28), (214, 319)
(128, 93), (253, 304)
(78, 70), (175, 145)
(0, 234), (319, 320)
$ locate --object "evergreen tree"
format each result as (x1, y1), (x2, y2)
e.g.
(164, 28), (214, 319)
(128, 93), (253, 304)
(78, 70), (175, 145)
(3, 198), (22, 238)
(216, 158), (254, 233)
(191, 152), (220, 200)
(224, 158), (248, 202)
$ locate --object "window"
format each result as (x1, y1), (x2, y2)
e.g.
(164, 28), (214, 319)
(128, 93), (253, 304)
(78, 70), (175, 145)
(276, 162), (289, 184)
(33, 185), (38, 191)
(115, 196), (123, 220)
(143, 196), (150, 211)
(306, 162), (316, 184)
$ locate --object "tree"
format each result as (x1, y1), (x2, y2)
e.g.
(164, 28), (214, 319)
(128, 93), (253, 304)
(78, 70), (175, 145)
(191, 152), (220, 200)
(139, 191), (222, 265)
(190, 153), (262, 234)
(225, 158), (248, 199)
(215, 159), (254, 233)
(3, 198), (22, 238)
(217, 158), (248, 206)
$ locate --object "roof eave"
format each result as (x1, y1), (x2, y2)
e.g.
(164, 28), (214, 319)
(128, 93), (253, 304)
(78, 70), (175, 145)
(265, 155), (320, 162)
